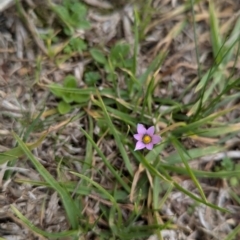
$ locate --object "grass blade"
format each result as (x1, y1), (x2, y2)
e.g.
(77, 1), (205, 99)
(79, 126), (131, 192)
(11, 205), (80, 238)
(70, 171), (122, 227)
(95, 92), (133, 176)
(171, 137), (207, 202)
(13, 132), (80, 229)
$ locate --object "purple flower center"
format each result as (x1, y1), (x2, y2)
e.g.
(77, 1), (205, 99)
(142, 134), (152, 144)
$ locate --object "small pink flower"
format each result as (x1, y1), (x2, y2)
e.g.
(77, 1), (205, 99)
(133, 124), (161, 151)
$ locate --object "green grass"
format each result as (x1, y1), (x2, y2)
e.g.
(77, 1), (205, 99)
(2, 0), (240, 239)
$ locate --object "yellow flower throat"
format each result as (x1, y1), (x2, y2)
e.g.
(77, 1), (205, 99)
(142, 135), (152, 144)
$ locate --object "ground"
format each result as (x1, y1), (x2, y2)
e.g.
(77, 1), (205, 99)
(0, 0), (240, 240)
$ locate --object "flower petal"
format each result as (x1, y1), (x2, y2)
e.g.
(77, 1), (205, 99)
(146, 126), (154, 136)
(152, 135), (161, 144)
(145, 143), (153, 150)
(133, 134), (143, 141)
(134, 141), (146, 151)
(137, 124), (147, 134)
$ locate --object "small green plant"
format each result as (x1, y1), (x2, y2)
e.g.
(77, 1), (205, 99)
(50, 75), (90, 114)
(220, 157), (234, 171)
(39, 29), (59, 46)
(39, 0), (90, 57)
(52, 0), (90, 36)
(39, 29), (60, 57)
(63, 37), (87, 54)
(84, 71), (101, 86)
(90, 42), (134, 82)
(229, 164), (240, 187)
(216, 157), (240, 187)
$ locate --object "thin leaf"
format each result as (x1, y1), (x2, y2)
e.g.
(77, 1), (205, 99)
(79, 127), (131, 192)
(11, 205), (79, 238)
(13, 132), (80, 229)
(95, 92), (133, 176)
